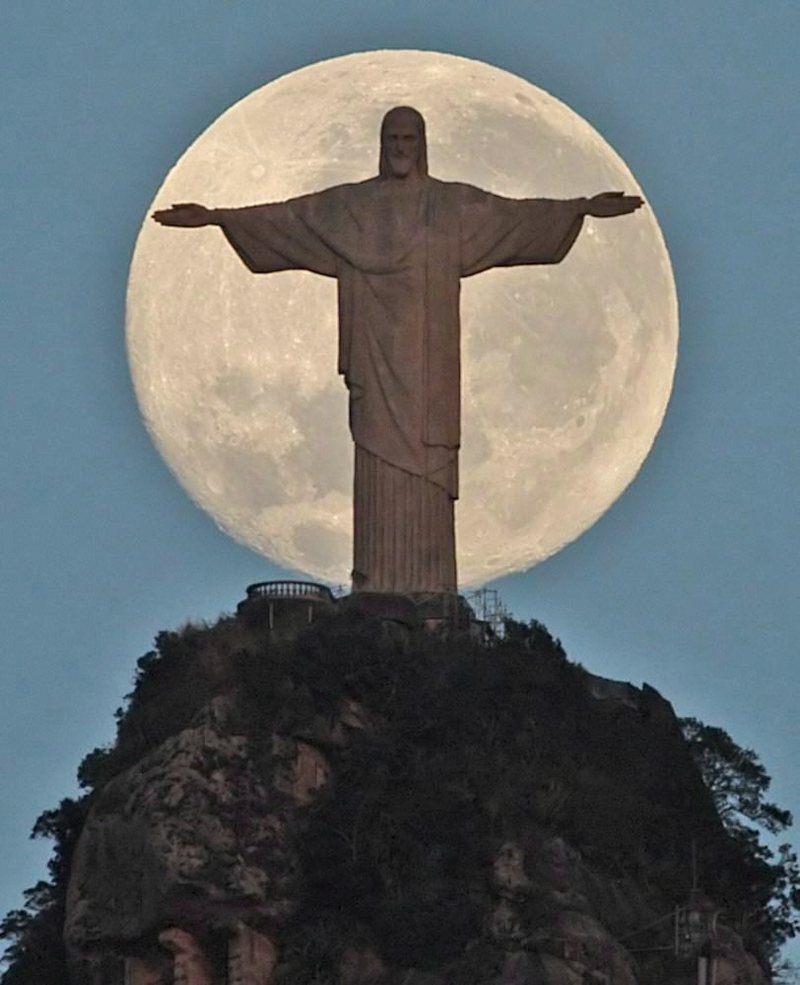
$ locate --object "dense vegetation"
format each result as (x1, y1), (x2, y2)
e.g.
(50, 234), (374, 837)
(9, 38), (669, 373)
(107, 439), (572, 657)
(1, 609), (797, 983)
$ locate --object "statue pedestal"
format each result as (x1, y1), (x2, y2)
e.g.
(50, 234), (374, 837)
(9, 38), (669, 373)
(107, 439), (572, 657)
(342, 590), (477, 634)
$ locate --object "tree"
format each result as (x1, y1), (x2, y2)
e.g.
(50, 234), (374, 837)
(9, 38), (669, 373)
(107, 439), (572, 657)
(680, 716), (800, 960)
(0, 881), (67, 984)
(0, 799), (87, 984)
(680, 717), (792, 836)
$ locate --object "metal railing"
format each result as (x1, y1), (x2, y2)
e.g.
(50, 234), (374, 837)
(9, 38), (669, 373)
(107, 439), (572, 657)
(245, 580), (336, 604)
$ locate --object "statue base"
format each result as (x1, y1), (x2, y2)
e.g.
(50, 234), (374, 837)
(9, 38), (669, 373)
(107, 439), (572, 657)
(342, 590), (478, 634)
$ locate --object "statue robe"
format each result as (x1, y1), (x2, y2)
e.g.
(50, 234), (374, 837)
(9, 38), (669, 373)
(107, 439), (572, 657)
(216, 178), (585, 593)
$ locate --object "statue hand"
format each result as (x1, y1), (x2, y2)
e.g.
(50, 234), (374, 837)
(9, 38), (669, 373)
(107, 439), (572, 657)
(152, 203), (216, 227)
(584, 191), (644, 218)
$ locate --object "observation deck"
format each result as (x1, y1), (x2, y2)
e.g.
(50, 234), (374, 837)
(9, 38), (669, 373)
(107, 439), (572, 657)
(236, 580), (337, 636)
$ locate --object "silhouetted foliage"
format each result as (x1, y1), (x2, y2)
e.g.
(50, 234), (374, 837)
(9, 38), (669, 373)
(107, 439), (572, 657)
(0, 798), (88, 985)
(501, 616), (566, 654)
(681, 717), (793, 837)
(681, 716), (800, 960)
(0, 881), (66, 985)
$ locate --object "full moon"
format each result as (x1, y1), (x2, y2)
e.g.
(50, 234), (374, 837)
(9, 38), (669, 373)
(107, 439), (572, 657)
(127, 50), (678, 587)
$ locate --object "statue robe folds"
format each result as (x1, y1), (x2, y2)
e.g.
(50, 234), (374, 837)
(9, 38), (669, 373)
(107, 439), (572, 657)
(217, 179), (584, 594)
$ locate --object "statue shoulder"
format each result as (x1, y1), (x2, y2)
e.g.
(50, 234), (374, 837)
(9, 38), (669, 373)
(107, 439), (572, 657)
(325, 177), (381, 199)
(430, 179), (492, 205)
(291, 178), (376, 205)
(286, 179), (378, 223)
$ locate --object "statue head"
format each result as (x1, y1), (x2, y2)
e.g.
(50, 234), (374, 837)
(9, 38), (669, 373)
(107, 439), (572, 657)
(379, 106), (428, 179)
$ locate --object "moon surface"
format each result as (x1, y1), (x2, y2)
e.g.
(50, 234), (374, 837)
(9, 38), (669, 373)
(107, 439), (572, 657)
(127, 50), (678, 587)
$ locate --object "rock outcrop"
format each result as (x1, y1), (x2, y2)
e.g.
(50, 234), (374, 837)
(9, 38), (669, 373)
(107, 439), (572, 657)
(61, 611), (770, 984)
(66, 695), (298, 948)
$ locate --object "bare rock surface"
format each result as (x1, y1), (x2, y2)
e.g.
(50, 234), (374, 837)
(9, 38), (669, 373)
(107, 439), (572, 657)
(66, 695), (302, 948)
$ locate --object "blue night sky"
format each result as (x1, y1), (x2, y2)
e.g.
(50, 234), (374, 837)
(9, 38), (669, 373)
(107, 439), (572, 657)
(1, 0), (797, 963)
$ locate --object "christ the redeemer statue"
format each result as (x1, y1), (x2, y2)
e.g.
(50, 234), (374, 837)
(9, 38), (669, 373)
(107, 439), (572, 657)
(154, 106), (641, 597)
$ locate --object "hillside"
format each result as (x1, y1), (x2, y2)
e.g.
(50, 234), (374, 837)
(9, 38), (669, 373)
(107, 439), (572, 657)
(2, 604), (783, 984)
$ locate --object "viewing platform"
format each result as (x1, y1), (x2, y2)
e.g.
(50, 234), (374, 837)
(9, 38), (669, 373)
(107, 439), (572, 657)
(236, 580), (338, 637)
(243, 580), (336, 603)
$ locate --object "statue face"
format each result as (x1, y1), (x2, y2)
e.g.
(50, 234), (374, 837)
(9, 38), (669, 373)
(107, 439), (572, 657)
(382, 120), (421, 179)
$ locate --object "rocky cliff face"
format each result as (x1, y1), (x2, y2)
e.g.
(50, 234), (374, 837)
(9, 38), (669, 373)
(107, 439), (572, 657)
(66, 695), (297, 946)
(62, 611), (769, 984)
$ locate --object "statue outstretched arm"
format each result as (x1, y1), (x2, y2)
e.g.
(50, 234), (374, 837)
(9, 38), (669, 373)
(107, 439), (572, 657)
(152, 198), (339, 277)
(459, 186), (644, 277)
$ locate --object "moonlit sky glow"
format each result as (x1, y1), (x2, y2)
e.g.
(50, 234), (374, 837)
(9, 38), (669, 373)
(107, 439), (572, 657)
(1, 0), (798, 965)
